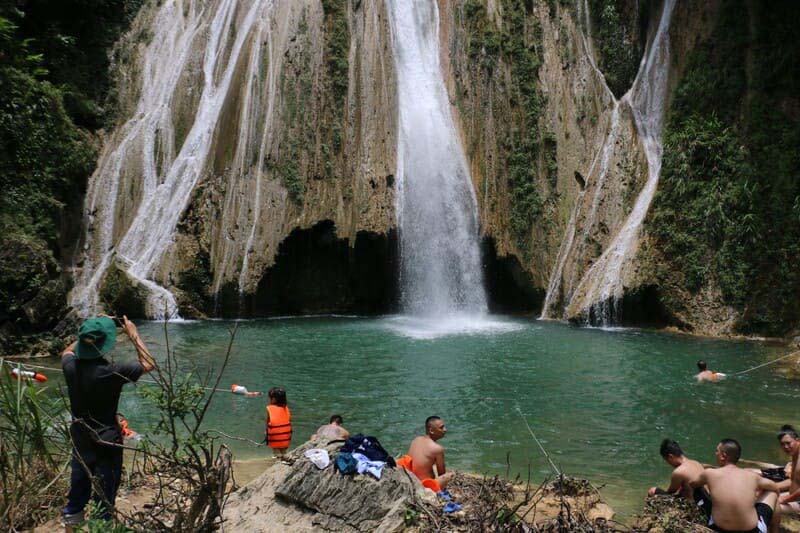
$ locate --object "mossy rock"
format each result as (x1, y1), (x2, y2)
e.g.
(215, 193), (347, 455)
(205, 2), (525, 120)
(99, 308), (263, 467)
(99, 263), (148, 318)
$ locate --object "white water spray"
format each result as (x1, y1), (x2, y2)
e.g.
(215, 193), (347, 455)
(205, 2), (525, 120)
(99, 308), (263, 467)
(542, 0), (676, 325)
(385, 0), (488, 319)
(71, 0), (277, 319)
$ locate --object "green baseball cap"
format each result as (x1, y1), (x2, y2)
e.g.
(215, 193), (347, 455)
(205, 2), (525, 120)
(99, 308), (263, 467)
(75, 317), (118, 359)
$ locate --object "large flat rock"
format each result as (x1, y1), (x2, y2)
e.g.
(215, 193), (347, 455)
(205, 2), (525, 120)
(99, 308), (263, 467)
(223, 439), (434, 532)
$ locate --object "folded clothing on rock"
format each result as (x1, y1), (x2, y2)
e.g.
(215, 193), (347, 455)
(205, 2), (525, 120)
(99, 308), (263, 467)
(335, 452), (358, 475)
(352, 452), (386, 479)
(340, 434), (396, 467)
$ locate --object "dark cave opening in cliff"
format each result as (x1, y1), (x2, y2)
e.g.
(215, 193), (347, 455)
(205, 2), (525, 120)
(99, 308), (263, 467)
(481, 238), (544, 314)
(573, 285), (676, 329)
(216, 226), (543, 318)
(231, 220), (399, 317)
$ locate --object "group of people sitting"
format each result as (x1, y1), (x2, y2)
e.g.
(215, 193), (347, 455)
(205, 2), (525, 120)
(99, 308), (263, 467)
(263, 387), (454, 491)
(649, 425), (800, 532)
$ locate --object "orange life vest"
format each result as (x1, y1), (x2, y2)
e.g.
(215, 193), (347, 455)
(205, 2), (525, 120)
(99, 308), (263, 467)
(266, 405), (292, 448)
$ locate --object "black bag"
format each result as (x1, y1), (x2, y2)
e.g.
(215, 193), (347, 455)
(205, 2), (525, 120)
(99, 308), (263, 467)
(339, 434), (396, 467)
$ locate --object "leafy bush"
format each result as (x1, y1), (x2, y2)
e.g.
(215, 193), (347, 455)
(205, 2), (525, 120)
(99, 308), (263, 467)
(648, 0), (800, 335)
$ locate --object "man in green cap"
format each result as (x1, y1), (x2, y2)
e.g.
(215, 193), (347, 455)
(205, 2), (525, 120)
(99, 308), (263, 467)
(60, 315), (155, 525)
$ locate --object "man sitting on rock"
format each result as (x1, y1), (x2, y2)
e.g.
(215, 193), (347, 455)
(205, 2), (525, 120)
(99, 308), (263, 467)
(648, 439), (706, 503)
(396, 416), (453, 491)
(691, 439), (781, 533)
(312, 414), (350, 440)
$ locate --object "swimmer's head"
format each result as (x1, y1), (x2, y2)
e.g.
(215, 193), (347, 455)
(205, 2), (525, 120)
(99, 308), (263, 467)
(330, 414), (343, 425)
(697, 360), (707, 371)
(425, 416), (446, 440)
(716, 438), (741, 465)
(268, 387), (287, 406)
(659, 439), (684, 466)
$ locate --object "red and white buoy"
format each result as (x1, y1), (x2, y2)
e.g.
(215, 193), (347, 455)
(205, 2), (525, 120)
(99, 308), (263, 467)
(10, 368), (47, 383)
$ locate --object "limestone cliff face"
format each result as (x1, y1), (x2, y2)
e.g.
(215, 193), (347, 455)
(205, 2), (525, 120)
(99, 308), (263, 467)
(441, 0), (649, 316)
(72, 0), (800, 338)
(72, 0), (398, 318)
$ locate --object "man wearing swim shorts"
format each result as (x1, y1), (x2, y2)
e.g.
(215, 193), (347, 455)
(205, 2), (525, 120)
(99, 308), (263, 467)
(692, 439), (781, 533)
(778, 425), (800, 515)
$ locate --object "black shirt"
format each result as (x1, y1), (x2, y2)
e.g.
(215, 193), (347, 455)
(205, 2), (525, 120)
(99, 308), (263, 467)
(62, 353), (143, 431)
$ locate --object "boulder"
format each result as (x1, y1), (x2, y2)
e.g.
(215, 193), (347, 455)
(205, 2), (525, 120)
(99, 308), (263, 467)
(223, 439), (435, 532)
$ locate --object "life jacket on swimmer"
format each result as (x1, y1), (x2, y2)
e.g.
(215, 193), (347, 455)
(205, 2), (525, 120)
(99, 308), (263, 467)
(266, 405), (292, 449)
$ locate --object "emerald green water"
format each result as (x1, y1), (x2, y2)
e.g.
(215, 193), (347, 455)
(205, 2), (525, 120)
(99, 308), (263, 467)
(104, 317), (793, 516)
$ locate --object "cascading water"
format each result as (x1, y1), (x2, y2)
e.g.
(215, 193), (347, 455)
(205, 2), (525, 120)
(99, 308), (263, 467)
(71, 0), (277, 319)
(385, 0), (489, 324)
(542, 0), (676, 326)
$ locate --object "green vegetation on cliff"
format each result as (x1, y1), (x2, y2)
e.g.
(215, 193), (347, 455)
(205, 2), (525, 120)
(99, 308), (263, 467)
(460, 0), (549, 256)
(0, 0), (145, 352)
(275, 3), (350, 205)
(649, 1), (800, 336)
(589, 0), (640, 98)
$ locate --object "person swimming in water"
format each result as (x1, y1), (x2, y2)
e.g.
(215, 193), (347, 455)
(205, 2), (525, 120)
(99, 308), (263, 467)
(696, 360), (727, 382)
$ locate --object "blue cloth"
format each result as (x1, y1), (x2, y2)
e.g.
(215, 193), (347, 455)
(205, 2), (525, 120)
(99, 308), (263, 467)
(437, 490), (452, 501)
(335, 452), (358, 475)
(443, 502), (462, 513)
(352, 452), (386, 479)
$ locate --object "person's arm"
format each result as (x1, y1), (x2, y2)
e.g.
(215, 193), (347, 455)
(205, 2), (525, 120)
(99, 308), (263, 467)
(779, 483), (800, 504)
(265, 410), (270, 439)
(435, 447), (446, 477)
(121, 316), (155, 373)
(649, 471), (684, 497)
(777, 478), (792, 492)
(690, 470), (708, 489)
(757, 476), (781, 497)
(739, 459), (781, 469)
(61, 341), (77, 357)
(665, 470), (685, 494)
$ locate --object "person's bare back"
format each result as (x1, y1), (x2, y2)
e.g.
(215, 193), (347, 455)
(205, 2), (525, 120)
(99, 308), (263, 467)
(311, 415), (349, 441)
(404, 416), (453, 489)
(673, 458), (705, 499)
(649, 439), (705, 501)
(703, 466), (768, 530)
(408, 435), (444, 480)
(692, 439), (779, 533)
(315, 424), (348, 440)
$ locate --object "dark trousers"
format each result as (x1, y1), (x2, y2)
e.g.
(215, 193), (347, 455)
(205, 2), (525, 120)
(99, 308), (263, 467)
(62, 444), (123, 520)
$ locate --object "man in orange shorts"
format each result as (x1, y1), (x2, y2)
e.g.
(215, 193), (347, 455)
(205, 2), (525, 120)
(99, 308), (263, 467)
(397, 416), (453, 491)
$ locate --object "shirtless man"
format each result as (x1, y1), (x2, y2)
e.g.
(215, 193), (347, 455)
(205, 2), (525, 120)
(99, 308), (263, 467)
(406, 416), (453, 490)
(312, 414), (350, 440)
(691, 439), (780, 533)
(648, 439), (706, 502)
(742, 425), (797, 489)
(696, 360), (727, 382)
(778, 425), (800, 515)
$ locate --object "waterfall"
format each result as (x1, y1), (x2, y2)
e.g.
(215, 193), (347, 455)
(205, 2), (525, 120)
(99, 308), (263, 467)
(542, 0), (676, 325)
(71, 0), (277, 319)
(385, 0), (488, 317)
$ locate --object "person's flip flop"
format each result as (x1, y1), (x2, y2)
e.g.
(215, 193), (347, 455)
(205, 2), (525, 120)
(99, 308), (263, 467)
(443, 502), (462, 513)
